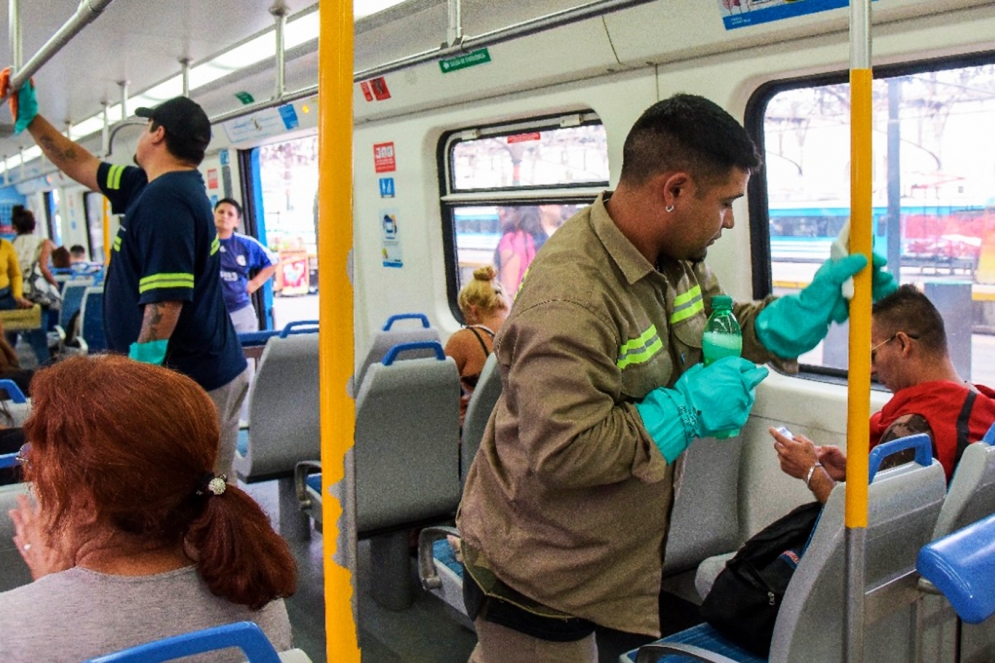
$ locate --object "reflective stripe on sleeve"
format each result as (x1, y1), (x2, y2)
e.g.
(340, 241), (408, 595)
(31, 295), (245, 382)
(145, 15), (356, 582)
(617, 324), (664, 369)
(106, 164), (125, 190)
(138, 272), (195, 293)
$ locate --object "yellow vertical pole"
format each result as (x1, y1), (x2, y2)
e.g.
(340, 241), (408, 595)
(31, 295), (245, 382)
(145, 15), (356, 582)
(319, 0), (360, 661)
(102, 196), (111, 264)
(845, 0), (873, 660)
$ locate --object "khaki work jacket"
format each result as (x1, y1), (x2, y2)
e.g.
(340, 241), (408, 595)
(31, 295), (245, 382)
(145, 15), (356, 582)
(458, 193), (779, 636)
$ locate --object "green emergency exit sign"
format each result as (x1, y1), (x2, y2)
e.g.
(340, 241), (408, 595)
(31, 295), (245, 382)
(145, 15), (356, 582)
(439, 48), (491, 74)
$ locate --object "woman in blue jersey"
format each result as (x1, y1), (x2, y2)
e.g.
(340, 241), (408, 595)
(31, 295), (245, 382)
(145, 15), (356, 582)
(214, 198), (278, 333)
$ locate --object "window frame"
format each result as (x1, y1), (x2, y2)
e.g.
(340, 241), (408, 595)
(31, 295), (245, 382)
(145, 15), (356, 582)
(745, 49), (995, 380)
(439, 111), (609, 320)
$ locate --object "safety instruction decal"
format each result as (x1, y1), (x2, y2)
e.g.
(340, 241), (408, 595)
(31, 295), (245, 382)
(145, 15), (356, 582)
(381, 208), (403, 268)
(379, 177), (395, 198)
(374, 142), (396, 173)
(718, 0), (850, 30)
(360, 77), (392, 102)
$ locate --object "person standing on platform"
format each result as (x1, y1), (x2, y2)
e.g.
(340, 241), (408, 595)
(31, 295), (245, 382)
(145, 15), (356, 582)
(5, 74), (249, 477)
(214, 198), (278, 333)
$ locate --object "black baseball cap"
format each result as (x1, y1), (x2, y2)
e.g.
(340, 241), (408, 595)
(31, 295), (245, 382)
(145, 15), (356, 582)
(135, 96), (211, 162)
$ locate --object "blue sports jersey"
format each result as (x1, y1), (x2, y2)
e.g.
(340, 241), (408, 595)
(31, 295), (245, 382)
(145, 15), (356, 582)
(98, 162), (247, 392)
(219, 233), (278, 313)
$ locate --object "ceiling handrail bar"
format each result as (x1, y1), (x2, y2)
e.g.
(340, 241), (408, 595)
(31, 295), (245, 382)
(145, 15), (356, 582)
(353, 0), (654, 82)
(6, 0), (115, 96)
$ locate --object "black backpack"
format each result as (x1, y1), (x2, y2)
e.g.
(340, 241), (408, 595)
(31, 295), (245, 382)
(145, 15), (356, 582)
(699, 501), (822, 656)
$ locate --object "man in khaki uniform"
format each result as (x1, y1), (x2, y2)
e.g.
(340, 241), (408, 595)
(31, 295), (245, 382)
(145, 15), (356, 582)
(457, 94), (885, 662)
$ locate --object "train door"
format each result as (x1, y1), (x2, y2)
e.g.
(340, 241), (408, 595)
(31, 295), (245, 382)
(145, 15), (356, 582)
(243, 134), (319, 330)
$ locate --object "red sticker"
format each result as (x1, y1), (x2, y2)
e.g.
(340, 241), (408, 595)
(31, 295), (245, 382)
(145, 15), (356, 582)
(360, 81), (374, 102)
(507, 132), (541, 144)
(374, 142), (396, 173)
(207, 168), (218, 189)
(370, 76), (391, 101)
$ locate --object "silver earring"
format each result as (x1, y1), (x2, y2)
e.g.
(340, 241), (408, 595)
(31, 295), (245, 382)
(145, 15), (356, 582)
(665, 204), (675, 213)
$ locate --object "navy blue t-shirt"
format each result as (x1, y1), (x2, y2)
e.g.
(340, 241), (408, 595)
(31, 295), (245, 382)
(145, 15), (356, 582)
(219, 233), (277, 313)
(98, 163), (247, 391)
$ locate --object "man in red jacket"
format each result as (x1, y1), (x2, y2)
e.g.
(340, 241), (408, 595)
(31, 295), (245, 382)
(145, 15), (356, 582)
(774, 283), (995, 502)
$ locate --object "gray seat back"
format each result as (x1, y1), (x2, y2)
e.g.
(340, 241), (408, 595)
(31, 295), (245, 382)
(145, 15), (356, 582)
(663, 436), (744, 575)
(770, 460), (946, 662)
(354, 355), (460, 533)
(349, 326), (440, 397)
(235, 332), (319, 481)
(460, 353), (500, 487)
(0, 483), (33, 592)
(934, 441), (995, 539)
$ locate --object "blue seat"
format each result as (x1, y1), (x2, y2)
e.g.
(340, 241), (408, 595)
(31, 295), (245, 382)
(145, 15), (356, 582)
(78, 286), (106, 353)
(630, 434), (946, 663)
(57, 281), (90, 331)
(918, 512), (995, 625)
(83, 621), (311, 663)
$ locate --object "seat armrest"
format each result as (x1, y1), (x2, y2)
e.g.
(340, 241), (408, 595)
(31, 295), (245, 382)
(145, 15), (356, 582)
(293, 460), (322, 510)
(417, 525), (460, 591)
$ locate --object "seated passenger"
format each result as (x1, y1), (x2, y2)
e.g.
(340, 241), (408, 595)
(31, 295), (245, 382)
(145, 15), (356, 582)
(50, 247), (71, 270)
(772, 284), (995, 502)
(0, 355), (296, 662)
(444, 266), (509, 425)
(69, 244), (87, 264)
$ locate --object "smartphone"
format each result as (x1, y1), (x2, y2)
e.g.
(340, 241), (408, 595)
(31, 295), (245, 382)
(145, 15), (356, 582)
(775, 426), (794, 440)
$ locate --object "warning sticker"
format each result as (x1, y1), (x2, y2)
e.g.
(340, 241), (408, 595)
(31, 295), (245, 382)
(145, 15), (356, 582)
(374, 142), (396, 173)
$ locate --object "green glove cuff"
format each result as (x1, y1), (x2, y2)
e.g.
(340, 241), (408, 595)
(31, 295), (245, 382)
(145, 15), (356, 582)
(13, 80), (37, 135)
(129, 339), (169, 365)
(635, 388), (698, 464)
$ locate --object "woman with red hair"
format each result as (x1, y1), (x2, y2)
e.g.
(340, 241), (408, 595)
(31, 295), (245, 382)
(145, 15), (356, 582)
(0, 355), (297, 662)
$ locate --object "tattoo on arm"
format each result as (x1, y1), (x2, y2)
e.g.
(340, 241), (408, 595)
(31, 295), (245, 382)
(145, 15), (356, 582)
(39, 135), (79, 164)
(137, 301), (183, 343)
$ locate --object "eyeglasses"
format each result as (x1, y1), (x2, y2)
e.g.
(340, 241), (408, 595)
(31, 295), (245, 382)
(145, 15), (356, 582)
(871, 332), (920, 363)
(15, 442), (31, 468)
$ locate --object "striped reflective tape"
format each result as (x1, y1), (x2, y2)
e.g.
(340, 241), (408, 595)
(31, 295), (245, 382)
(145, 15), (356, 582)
(617, 324), (664, 369)
(105, 164), (125, 190)
(112, 236), (122, 252)
(138, 272), (195, 294)
(669, 285), (704, 324)
(210, 236), (220, 256)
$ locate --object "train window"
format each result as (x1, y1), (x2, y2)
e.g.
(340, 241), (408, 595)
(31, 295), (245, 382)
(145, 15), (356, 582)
(750, 57), (995, 385)
(440, 112), (609, 318)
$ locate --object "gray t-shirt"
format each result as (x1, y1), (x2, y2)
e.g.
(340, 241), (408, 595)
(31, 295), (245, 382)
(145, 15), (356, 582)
(0, 565), (292, 663)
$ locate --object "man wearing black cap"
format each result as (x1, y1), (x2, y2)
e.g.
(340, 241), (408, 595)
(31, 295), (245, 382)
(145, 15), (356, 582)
(17, 92), (249, 477)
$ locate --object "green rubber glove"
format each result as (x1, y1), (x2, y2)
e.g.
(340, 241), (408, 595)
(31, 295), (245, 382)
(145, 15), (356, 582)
(755, 254), (868, 359)
(12, 78), (37, 135)
(635, 357), (770, 463)
(871, 253), (898, 302)
(128, 339), (169, 365)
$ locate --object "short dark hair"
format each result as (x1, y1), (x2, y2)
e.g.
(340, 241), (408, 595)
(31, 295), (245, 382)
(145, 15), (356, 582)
(10, 204), (35, 234)
(619, 93), (762, 187)
(51, 246), (71, 268)
(215, 198), (243, 218)
(872, 284), (948, 355)
(69, 244), (86, 257)
(136, 96), (211, 166)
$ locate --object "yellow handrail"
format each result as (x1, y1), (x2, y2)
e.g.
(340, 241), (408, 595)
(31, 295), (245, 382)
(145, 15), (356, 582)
(319, 0), (360, 660)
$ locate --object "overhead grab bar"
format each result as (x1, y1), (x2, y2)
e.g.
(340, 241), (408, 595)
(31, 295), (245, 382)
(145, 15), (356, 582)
(6, 0), (115, 95)
(271, 0), (289, 100)
(354, 0), (655, 82)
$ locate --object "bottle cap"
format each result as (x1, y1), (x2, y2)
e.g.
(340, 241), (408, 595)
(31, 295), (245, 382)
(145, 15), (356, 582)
(711, 295), (733, 311)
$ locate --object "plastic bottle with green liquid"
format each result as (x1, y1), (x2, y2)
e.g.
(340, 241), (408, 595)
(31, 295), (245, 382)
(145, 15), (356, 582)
(701, 295), (743, 438)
